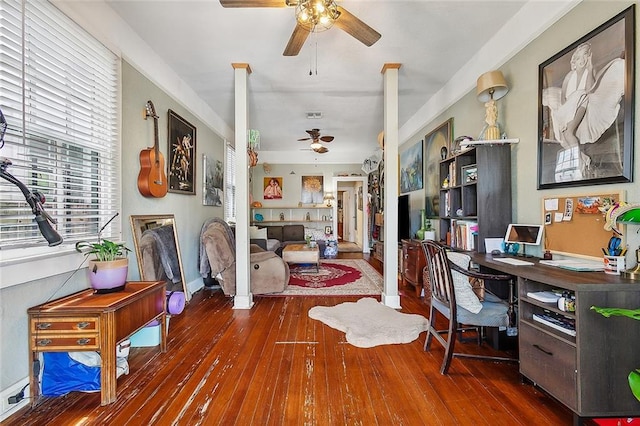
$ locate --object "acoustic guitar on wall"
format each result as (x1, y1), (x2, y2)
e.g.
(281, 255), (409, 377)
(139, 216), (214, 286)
(137, 100), (168, 197)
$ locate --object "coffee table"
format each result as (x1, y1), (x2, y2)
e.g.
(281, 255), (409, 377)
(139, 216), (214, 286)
(282, 244), (320, 272)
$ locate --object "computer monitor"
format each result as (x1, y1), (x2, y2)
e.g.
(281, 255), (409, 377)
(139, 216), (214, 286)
(504, 224), (544, 246)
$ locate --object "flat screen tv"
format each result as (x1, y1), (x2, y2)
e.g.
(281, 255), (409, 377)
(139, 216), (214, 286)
(398, 194), (411, 242)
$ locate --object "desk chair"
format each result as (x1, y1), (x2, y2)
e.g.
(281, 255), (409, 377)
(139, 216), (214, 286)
(421, 240), (517, 374)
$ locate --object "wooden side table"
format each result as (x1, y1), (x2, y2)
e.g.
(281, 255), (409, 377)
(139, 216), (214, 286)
(27, 281), (166, 406)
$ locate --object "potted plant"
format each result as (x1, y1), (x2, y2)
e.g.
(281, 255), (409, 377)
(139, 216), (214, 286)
(76, 239), (131, 293)
(591, 306), (640, 402)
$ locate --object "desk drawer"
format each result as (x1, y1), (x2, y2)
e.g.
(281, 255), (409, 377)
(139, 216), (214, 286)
(31, 335), (99, 351)
(519, 322), (577, 410)
(31, 317), (98, 333)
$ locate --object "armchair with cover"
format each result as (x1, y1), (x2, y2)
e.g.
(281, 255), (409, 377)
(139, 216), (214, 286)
(421, 240), (517, 374)
(200, 218), (290, 296)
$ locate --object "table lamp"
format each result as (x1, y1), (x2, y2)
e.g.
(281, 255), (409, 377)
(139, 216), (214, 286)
(477, 70), (509, 140)
(323, 192), (335, 207)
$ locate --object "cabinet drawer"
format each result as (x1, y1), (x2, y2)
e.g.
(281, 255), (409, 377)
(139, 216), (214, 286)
(31, 317), (98, 333)
(519, 322), (577, 410)
(31, 335), (99, 350)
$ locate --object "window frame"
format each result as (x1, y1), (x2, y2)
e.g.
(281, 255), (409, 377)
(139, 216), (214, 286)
(0, 0), (121, 287)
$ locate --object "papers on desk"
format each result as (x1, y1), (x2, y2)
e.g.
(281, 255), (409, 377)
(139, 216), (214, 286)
(539, 259), (604, 272)
(492, 257), (535, 266)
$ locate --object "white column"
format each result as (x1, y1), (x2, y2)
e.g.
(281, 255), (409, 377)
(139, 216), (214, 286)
(232, 63), (253, 309)
(381, 63), (401, 309)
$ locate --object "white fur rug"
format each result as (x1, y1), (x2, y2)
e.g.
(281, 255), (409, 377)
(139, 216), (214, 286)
(308, 298), (429, 348)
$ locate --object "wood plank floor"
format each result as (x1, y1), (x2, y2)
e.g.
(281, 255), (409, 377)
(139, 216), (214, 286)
(5, 254), (579, 425)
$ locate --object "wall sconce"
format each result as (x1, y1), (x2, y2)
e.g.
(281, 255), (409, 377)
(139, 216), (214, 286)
(477, 70), (509, 140)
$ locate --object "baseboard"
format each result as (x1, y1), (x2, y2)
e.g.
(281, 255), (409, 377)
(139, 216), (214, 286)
(1, 377), (30, 422)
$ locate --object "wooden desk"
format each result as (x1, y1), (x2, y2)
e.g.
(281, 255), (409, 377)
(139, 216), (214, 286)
(28, 281), (166, 406)
(471, 254), (640, 424)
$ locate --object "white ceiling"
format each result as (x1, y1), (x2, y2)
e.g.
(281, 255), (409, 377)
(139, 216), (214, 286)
(100, 0), (577, 164)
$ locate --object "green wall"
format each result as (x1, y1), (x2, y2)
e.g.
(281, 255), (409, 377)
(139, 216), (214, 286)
(401, 0), (640, 257)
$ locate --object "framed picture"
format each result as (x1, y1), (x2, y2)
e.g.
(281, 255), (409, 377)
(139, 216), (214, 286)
(263, 176), (283, 199)
(399, 139), (423, 194)
(168, 109), (196, 194)
(301, 176), (323, 204)
(202, 154), (223, 206)
(462, 165), (478, 184)
(324, 226), (332, 235)
(537, 6), (634, 189)
(424, 118), (452, 217)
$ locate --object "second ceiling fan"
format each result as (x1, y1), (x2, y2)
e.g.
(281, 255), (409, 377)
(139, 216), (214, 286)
(219, 0), (381, 56)
(299, 128), (334, 153)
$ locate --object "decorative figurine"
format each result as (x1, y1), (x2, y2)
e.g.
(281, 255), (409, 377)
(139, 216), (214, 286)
(440, 146), (448, 160)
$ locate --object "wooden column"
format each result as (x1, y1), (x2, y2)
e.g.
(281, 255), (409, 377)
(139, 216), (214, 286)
(381, 63), (401, 309)
(232, 63), (254, 309)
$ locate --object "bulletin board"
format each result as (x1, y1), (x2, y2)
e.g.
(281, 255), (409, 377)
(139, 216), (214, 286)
(541, 191), (623, 259)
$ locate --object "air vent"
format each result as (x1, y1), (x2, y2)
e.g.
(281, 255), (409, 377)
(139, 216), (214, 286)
(306, 112), (322, 119)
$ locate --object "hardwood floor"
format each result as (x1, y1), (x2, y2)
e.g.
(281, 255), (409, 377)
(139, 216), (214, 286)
(5, 254), (578, 425)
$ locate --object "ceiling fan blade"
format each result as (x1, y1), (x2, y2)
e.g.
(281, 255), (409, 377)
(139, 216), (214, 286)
(283, 23), (310, 56)
(297, 137), (312, 141)
(334, 6), (381, 47)
(219, 0), (286, 7)
(319, 136), (334, 142)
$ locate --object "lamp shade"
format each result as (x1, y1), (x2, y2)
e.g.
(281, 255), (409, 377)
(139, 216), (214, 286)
(323, 192), (335, 201)
(477, 70), (508, 102)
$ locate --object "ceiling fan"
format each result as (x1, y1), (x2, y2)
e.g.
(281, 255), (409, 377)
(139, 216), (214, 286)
(299, 128), (334, 153)
(219, 0), (381, 56)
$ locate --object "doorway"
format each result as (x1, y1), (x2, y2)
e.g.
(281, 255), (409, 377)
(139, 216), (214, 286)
(332, 176), (369, 254)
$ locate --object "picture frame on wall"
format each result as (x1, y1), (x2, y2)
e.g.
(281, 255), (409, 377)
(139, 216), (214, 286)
(424, 118), (453, 217)
(301, 175), (323, 204)
(168, 109), (196, 194)
(537, 5), (634, 189)
(202, 154), (223, 206)
(399, 139), (423, 194)
(263, 177), (283, 199)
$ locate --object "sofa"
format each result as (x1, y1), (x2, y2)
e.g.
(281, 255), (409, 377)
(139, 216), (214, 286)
(250, 224), (332, 258)
(250, 224), (305, 255)
(201, 218), (290, 296)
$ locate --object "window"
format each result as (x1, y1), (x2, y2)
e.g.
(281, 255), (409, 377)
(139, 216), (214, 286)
(224, 142), (236, 222)
(0, 0), (120, 249)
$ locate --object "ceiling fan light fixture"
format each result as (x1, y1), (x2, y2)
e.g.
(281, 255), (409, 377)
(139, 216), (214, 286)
(295, 0), (340, 32)
(310, 141), (323, 150)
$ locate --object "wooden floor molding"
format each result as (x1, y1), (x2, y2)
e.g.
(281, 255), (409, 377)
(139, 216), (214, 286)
(5, 255), (578, 425)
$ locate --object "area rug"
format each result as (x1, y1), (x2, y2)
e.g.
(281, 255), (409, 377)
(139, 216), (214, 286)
(289, 262), (362, 288)
(277, 259), (382, 296)
(308, 298), (429, 348)
(337, 241), (362, 253)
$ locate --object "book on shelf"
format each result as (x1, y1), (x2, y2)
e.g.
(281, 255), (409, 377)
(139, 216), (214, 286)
(532, 312), (576, 336)
(448, 162), (456, 187)
(450, 220), (477, 251)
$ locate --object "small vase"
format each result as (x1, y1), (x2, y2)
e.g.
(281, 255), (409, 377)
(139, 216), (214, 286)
(416, 209), (427, 240)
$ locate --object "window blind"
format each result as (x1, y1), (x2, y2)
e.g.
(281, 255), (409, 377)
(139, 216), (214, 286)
(0, 0), (120, 248)
(224, 142), (236, 222)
